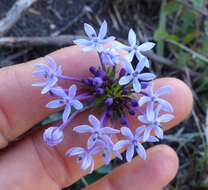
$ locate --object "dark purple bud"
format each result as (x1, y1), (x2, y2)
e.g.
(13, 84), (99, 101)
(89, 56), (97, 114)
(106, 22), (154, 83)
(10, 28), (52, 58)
(81, 79), (91, 85)
(131, 99), (138, 107)
(120, 115), (127, 125)
(141, 82), (150, 89)
(89, 66), (97, 75)
(106, 110), (113, 117)
(96, 70), (107, 79)
(119, 68), (126, 78)
(96, 88), (104, 95)
(105, 97), (113, 106)
(128, 108), (135, 115)
(92, 77), (103, 87)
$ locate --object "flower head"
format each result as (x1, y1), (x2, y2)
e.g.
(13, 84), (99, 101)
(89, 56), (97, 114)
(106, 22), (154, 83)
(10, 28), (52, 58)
(138, 105), (174, 140)
(115, 29), (155, 67)
(113, 127), (158, 162)
(100, 48), (119, 65)
(73, 21), (115, 52)
(119, 58), (156, 92)
(32, 56), (62, 94)
(46, 85), (83, 122)
(66, 145), (101, 173)
(43, 126), (64, 147)
(73, 114), (120, 147)
(139, 84), (173, 112)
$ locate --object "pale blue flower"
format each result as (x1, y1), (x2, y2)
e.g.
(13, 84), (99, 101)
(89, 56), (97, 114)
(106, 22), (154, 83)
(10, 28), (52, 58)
(119, 58), (156, 92)
(66, 145), (101, 173)
(100, 48), (119, 65)
(113, 127), (157, 162)
(115, 29), (155, 67)
(43, 126), (64, 147)
(73, 114), (120, 148)
(139, 84), (173, 112)
(73, 20), (115, 52)
(46, 85), (83, 123)
(138, 105), (174, 141)
(32, 56), (62, 94)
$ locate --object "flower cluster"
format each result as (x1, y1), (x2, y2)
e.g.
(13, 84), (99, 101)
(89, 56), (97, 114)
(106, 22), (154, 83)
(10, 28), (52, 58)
(32, 21), (174, 173)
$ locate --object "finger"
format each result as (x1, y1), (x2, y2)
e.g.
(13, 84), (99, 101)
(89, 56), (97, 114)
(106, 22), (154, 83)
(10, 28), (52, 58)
(0, 45), (99, 148)
(84, 145), (178, 190)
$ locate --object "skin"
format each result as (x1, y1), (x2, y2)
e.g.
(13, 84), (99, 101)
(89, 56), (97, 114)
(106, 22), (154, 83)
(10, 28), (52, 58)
(0, 45), (193, 190)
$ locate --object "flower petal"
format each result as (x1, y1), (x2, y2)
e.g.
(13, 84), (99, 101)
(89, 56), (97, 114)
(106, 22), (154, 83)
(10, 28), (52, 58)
(124, 59), (134, 74)
(88, 115), (101, 129)
(98, 20), (107, 39)
(135, 143), (146, 160)
(137, 42), (155, 52)
(119, 75), (132, 85)
(62, 105), (71, 122)
(157, 99), (174, 112)
(84, 23), (97, 38)
(137, 73), (156, 81)
(113, 140), (129, 151)
(143, 127), (152, 141)
(68, 84), (77, 98)
(46, 99), (65, 108)
(121, 127), (134, 139)
(126, 144), (134, 162)
(158, 114), (174, 122)
(137, 115), (148, 123)
(146, 104), (155, 122)
(154, 126), (164, 139)
(65, 147), (85, 156)
(101, 127), (120, 134)
(71, 100), (83, 110)
(81, 155), (92, 171)
(133, 79), (141, 92)
(51, 87), (67, 98)
(147, 136), (159, 142)
(45, 56), (57, 70)
(73, 39), (92, 46)
(128, 29), (136, 46)
(73, 125), (94, 133)
(138, 96), (151, 106)
(126, 50), (135, 62)
(155, 85), (173, 97)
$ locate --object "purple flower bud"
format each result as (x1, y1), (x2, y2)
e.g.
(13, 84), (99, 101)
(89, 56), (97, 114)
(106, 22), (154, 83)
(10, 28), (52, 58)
(81, 79), (91, 85)
(43, 127), (64, 147)
(106, 109), (113, 117)
(120, 115), (127, 125)
(105, 98), (113, 106)
(131, 99), (138, 107)
(96, 88), (104, 95)
(96, 70), (107, 79)
(89, 66), (97, 75)
(92, 77), (103, 87)
(128, 108), (135, 115)
(119, 68), (126, 78)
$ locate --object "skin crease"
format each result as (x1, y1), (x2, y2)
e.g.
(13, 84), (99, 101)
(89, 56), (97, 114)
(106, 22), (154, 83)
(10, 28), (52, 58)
(0, 45), (193, 190)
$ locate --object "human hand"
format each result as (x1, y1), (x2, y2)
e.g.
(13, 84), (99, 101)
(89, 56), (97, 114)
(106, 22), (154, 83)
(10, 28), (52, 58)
(0, 45), (193, 190)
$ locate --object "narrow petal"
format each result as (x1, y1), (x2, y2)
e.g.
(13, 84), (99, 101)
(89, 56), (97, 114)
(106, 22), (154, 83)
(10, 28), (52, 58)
(137, 115), (148, 124)
(81, 155), (92, 171)
(143, 127), (152, 141)
(158, 114), (174, 123)
(135, 57), (146, 73)
(88, 115), (101, 129)
(126, 144), (135, 162)
(147, 136), (159, 142)
(119, 75), (132, 85)
(133, 79), (141, 92)
(73, 125), (94, 133)
(84, 23), (97, 38)
(128, 29), (136, 46)
(155, 85), (173, 97)
(137, 42), (155, 52)
(103, 150), (112, 165)
(68, 84), (77, 98)
(157, 98), (174, 112)
(32, 70), (46, 77)
(41, 77), (58, 94)
(138, 96), (151, 106)
(113, 140), (130, 151)
(154, 126), (164, 139)
(124, 59), (134, 74)
(101, 36), (116, 43)
(71, 100), (83, 110)
(137, 73), (156, 81)
(100, 127), (120, 134)
(126, 50), (135, 62)
(62, 105), (71, 122)
(121, 127), (134, 139)
(146, 104), (155, 122)
(45, 56), (57, 69)
(115, 44), (131, 51)
(73, 39), (92, 46)
(65, 147), (85, 156)
(98, 20), (107, 39)
(87, 135), (97, 148)
(46, 99), (65, 108)
(136, 143), (147, 160)
(135, 126), (145, 135)
(32, 81), (48, 87)
(51, 87), (67, 98)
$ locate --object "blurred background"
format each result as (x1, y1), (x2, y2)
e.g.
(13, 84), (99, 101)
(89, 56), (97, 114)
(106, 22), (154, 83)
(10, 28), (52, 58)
(0, 0), (207, 189)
